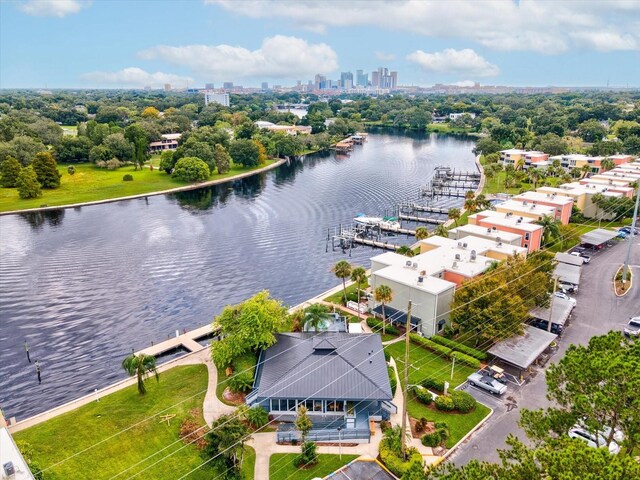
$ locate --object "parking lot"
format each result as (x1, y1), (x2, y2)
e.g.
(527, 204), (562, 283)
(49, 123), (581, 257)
(450, 235), (639, 465)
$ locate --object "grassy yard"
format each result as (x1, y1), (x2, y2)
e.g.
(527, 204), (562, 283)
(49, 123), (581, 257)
(0, 160), (276, 212)
(242, 446), (256, 479)
(215, 351), (258, 405)
(323, 283), (361, 305)
(13, 365), (222, 480)
(269, 454), (359, 480)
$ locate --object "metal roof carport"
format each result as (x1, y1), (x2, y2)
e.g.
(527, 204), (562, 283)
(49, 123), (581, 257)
(529, 297), (573, 326)
(372, 304), (421, 326)
(580, 228), (618, 246)
(554, 263), (581, 285)
(554, 252), (584, 266)
(488, 325), (557, 372)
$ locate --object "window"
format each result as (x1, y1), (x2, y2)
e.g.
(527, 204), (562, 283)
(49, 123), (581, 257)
(525, 233), (530, 240)
(304, 400), (314, 411)
(326, 400), (344, 412)
(524, 244), (528, 249)
(287, 399), (297, 411)
(313, 400), (323, 412)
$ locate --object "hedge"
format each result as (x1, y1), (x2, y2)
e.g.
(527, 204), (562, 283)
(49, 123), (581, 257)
(367, 318), (399, 336)
(379, 441), (423, 478)
(434, 395), (456, 411)
(388, 365), (397, 397)
(429, 336), (488, 360)
(449, 390), (477, 413)
(421, 427), (449, 447)
(412, 386), (433, 405)
(409, 333), (452, 357)
(421, 378), (445, 393)
(449, 351), (481, 369)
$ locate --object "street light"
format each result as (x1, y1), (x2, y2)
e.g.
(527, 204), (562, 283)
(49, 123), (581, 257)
(337, 426), (342, 460)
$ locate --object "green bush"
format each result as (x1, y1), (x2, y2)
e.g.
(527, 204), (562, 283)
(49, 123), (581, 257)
(413, 386), (433, 405)
(122, 174), (133, 181)
(421, 427), (450, 448)
(380, 420), (391, 433)
(67, 165), (76, 175)
(367, 318), (399, 336)
(388, 365), (397, 396)
(293, 441), (318, 468)
(421, 378), (445, 393)
(379, 441), (423, 478)
(449, 390), (477, 413)
(434, 395), (455, 411)
(172, 156), (210, 182)
(450, 351), (481, 369)
(409, 333), (452, 357)
(228, 371), (253, 393)
(430, 336), (488, 360)
(245, 406), (269, 428)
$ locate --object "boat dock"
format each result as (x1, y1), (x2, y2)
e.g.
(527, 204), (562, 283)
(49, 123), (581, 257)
(135, 324), (216, 357)
(398, 201), (449, 215)
(398, 214), (445, 224)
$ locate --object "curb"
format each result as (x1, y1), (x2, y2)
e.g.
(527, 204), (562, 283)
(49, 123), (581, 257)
(613, 265), (634, 297)
(441, 404), (494, 460)
(0, 158), (286, 216)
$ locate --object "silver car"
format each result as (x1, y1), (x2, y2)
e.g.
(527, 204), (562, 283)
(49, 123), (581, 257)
(467, 371), (508, 395)
(623, 317), (640, 337)
(568, 426), (620, 454)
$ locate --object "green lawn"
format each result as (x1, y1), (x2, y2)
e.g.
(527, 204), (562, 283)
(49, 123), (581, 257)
(242, 446), (256, 479)
(269, 454), (359, 480)
(216, 351), (258, 405)
(13, 365), (222, 480)
(0, 160), (276, 212)
(323, 283), (361, 305)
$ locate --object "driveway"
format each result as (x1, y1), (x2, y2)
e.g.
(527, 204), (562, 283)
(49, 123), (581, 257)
(450, 237), (639, 465)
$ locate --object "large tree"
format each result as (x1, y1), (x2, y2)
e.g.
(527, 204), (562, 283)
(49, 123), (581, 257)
(16, 166), (41, 199)
(213, 143), (232, 174)
(535, 215), (561, 247)
(55, 136), (93, 163)
(374, 284), (393, 336)
(104, 133), (134, 162)
(204, 414), (250, 480)
(332, 260), (352, 305)
(0, 156), (22, 187)
(229, 139), (260, 168)
(210, 290), (290, 368)
(124, 124), (150, 170)
(304, 304), (332, 332)
(172, 157), (210, 182)
(32, 151), (61, 189)
(121, 353), (159, 395)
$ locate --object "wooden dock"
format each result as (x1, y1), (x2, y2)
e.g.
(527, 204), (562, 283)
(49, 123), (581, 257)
(351, 237), (401, 250)
(399, 214), (445, 224)
(378, 225), (417, 235)
(400, 203), (449, 215)
(136, 324), (216, 357)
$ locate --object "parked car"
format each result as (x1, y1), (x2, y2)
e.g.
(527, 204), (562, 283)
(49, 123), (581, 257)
(554, 291), (577, 306)
(571, 246), (586, 254)
(570, 251), (591, 263)
(530, 318), (564, 335)
(623, 317), (640, 337)
(559, 282), (578, 294)
(467, 371), (508, 395)
(568, 425), (621, 454)
(619, 226), (639, 236)
(617, 231), (627, 239)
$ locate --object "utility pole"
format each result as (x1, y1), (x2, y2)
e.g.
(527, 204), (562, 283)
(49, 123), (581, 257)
(401, 301), (412, 461)
(548, 276), (558, 332)
(622, 191), (640, 286)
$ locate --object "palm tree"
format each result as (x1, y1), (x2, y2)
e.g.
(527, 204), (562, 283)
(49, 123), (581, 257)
(396, 245), (414, 257)
(350, 266), (367, 321)
(304, 304), (332, 332)
(600, 158), (615, 172)
(535, 215), (561, 247)
(464, 198), (477, 213)
(414, 227), (429, 241)
(465, 190), (475, 200)
(433, 224), (449, 237)
(448, 207), (461, 226)
(528, 168), (543, 189)
(332, 260), (352, 305)
(374, 285), (393, 336)
(581, 164), (591, 179)
(515, 158), (525, 171)
(475, 194), (489, 210)
(122, 353), (159, 395)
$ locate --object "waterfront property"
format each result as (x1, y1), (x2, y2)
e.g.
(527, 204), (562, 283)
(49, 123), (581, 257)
(148, 133), (181, 153)
(246, 332), (395, 443)
(468, 210), (544, 252)
(369, 235), (527, 337)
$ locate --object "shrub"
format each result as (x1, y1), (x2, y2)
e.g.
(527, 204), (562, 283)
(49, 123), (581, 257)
(172, 156), (210, 182)
(421, 377), (445, 393)
(380, 420), (391, 433)
(384, 348), (391, 362)
(429, 336), (488, 360)
(379, 440), (423, 478)
(16, 166), (42, 199)
(293, 441), (318, 468)
(245, 405), (269, 429)
(413, 386), (433, 405)
(228, 371), (253, 393)
(122, 174), (133, 181)
(450, 351), (481, 369)
(367, 318), (399, 336)
(415, 417), (429, 433)
(434, 395), (455, 411)
(449, 390), (477, 413)
(67, 165), (76, 175)
(409, 333), (452, 357)
(388, 365), (397, 396)
(421, 427), (449, 448)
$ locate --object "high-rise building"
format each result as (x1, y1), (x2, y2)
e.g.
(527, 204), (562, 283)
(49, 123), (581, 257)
(164, 83), (172, 92)
(205, 83), (215, 90)
(314, 74), (327, 90)
(390, 71), (398, 88)
(204, 92), (230, 107)
(222, 82), (234, 90)
(356, 70), (368, 87)
(261, 82), (269, 90)
(340, 71), (354, 89)
(371, 71), (380, 87)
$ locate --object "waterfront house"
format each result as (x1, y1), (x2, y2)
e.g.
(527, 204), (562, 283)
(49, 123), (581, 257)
(246, 332), (395, 443)
(148, 133), (181, 153)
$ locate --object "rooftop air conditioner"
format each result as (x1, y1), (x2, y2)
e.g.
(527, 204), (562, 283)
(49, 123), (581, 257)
(455, 253), (461, 260)
(405, 260), (412, 267)
(523, 201), (528, 206)
(487, 228), (492, 234)
(497, 241), (503, 247)
(492, 226), (497, 231)
(463, 242), (468, 248)
(452, 261), (458, 269)
(517, 218), (522, 223)
(457, 241), (462, 248)
(417, 276), (424, 284)
(412, 262), (418, 269)
(470, 250), (477, 261)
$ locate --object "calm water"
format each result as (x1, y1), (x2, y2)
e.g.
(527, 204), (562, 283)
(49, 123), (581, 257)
(0, 130), (476, 419)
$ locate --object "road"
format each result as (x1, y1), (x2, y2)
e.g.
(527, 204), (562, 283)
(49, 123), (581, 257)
(450, 236), (640, 465)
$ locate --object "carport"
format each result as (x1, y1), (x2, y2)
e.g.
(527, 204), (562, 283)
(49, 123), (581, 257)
(580, 228), (618, 248)
(488, 326), (557, 380)
(553, 263), (581, 286)
(529, 297), (574, 328)
(554, 252), (584, 266)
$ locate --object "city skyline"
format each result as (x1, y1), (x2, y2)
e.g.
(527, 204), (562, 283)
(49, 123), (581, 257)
(1, 0), (639, 89)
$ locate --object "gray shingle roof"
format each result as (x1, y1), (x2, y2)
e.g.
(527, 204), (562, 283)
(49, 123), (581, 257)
(253, 332), (392, 401)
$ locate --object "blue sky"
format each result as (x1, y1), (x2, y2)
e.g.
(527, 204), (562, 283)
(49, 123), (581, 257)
(1, 0), (639, 89)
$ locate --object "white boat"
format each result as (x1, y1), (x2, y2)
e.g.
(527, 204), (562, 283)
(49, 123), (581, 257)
(354, 214), (401, 231)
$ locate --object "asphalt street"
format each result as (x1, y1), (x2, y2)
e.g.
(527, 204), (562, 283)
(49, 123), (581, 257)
(450, 235), (640, 465)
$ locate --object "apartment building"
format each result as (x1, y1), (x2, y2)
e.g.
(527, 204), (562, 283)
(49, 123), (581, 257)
(510, 191), (574, 224)
(500, 149), (548, 169)
(468, 210), (544, 252)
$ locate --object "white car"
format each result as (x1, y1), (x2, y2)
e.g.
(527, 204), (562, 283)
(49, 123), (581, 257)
(568, 426), (620, 454)
(554, 291), (577, 307)
(467, 371), (508, 395)
(559, 282), (578, 294)
(623, 317), (640, 337)
(570, 251), (591, 264)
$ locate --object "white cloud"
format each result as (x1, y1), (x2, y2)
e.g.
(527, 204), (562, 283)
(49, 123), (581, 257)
(138, 35), (338, 79)
(407, 48), (499, 77)
(451, 80), (476, 87)
(207, 0), (640, 54)
(81, 68), (193, 88)
(375, 51), (396, 62)
(18, 0), (88, 17)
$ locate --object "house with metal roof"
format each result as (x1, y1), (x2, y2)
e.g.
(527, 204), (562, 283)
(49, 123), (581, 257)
(246, 332), (396, 443)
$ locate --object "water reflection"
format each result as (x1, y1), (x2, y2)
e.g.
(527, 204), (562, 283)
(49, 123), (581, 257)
(18, 209), (66, 230)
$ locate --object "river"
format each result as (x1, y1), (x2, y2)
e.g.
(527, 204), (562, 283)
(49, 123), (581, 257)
(0, 130), (477, 420)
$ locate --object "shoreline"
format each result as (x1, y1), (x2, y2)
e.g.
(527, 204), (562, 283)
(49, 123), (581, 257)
(0, 158), (287, 216)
